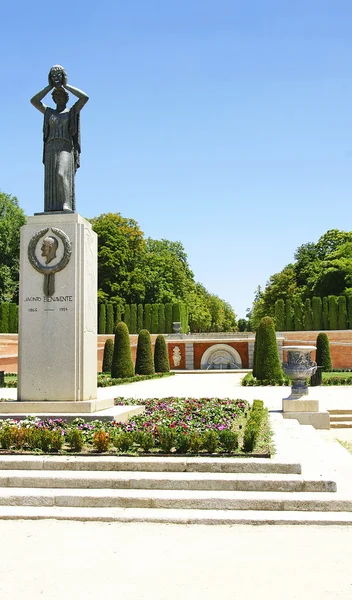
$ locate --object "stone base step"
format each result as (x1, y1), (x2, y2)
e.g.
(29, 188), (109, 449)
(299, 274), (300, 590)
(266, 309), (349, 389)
(0, 488), (349, 511)
(330, 415), (352, 422)
(0, 506), (352, 525)
(0, 456), (302, 475)
(330, 422), (352, 429)
(0, 470), (335, 493)
(329, 410), (352, 415)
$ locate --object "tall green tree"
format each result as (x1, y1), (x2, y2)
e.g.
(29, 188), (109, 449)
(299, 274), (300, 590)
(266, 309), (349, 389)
(338, 296), (347, 330)
(285, 299), (294, 331)
(274, 299), (285, 331)
(328, 296), (338, 330)
(130, 304), (137, 334)
(0, 191), (26, 303)
(158, 304), (165, 333)
(312, 297), (323, 331)
(255, 317), (283, 382)
(303, 298), (313, 330)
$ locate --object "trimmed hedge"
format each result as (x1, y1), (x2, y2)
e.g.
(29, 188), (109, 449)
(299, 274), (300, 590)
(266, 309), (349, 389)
(158, 304), (165, 334)
(102, 338), (114, 373)
(165, 303), (173, 333)
(274, 299), (285, 331)
(255, 317), (283, 383)
(98, 304), (106, 334)
(111, 322), (134, 378)
(144, 304), (152, 332)
(137, 304), (144, 332)
(243, 400), (264, 452)
(8, 303), (18, 333)
(135, 329), (155, 375)
(123, 304), (131, 331)
(154, 334), (170, 373)
(106, 304), (114, 334)
(151, 304), (159, 334)
(316, 332), (332, 372)
(130, 304), (137, 334)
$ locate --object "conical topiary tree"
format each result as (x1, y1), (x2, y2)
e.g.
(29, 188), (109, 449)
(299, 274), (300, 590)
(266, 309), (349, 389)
(111, 322), (134, 378)
(135, 329), (155, 375)
(255, 316), (283, 382)
(154, 334), (170, 373)
(102, 338), (114, 373)
(316, 332), (332, 372)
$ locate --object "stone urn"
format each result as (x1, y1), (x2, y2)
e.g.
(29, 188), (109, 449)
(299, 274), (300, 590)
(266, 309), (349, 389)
(172, 321), (181, 334)
(282, 346), (317, 397)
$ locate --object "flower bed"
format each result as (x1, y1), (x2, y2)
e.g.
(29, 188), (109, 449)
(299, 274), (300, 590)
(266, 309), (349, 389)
(0, 397), (272, 456)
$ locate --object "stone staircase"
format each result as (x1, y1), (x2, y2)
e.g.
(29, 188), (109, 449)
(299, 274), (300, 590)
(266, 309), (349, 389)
(329, 410), (352, 429)
(0, 415), (350, 525)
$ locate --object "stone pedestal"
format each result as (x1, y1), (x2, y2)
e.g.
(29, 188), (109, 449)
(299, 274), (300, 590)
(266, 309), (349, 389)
(16, 213), (105, 408)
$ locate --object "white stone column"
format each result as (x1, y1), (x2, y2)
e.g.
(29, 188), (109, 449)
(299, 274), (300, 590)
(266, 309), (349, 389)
(18, 213), (97, 402)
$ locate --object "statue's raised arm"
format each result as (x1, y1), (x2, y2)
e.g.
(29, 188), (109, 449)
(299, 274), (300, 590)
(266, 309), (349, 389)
(30, 65), (89, 213)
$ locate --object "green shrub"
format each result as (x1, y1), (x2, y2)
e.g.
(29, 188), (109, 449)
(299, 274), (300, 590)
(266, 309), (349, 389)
(274, 299), (285, 331)
(138, 432), (154, 452)
(158, 304), (166, 333)
(154, 335), (170, 373)
(137, 304), (144, 332)
(312, 297), (323, 330)
(347, 295), (352, 329)
(135, 329), (155, 375)
(242, 400), (264, 452)
(165, 303), (173, 333)
(252, 333), (258, 378)
(175, 432), (190, 453)
(303, 298), (313, 330)
(151, 304), (159, 334)
(115, 305), (122, 326)
(202, 430), (218, 453)
(111, 322), (134, 378)
(0, 425), (14, 449)
(180, 303), (189, 334)
(113, 431), (134, 452)
(0, 303), (10, 333)
(106, 304), (114, 334)
(219, 430), (238, 453)
(255, 317), (283, 383)
(338, 296), (347, 330)
(158, 427), (175, 452)
(189, 433), (202, 453)
(93, 430), (110, 452)
(144, 304), (152, 331)
(123, 304), (131, 331)
(322, 297), (329, 330)
(316, 332), (332, 372)
(328, 296), (338, 330)
(8, 303), (18, 333)
(293, 298), (303, 331)
(67, 429), (84, 452)
(130, 304), (137, 334)
(102, 338), (114, 373)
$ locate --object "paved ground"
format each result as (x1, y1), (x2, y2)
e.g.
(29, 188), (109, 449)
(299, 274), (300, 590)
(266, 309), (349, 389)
(0, 520), (351, 599)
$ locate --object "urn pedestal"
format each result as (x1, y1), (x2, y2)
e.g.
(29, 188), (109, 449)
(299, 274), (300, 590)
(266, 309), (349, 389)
(282, 346), (330, 430)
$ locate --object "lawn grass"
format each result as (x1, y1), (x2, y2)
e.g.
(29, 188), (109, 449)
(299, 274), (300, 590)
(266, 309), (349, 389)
(337, 440), (352, 455)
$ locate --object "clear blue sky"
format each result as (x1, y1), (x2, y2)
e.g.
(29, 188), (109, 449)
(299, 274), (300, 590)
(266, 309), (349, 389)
(2, 1), (352, 317)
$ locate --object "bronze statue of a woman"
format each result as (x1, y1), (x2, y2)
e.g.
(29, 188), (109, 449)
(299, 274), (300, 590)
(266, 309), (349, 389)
(30, 65), (89, 212)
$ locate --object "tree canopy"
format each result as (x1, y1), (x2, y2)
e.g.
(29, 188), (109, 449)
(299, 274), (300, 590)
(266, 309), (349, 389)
(249, 229), (352, 329)
(0, 191), (26, 303)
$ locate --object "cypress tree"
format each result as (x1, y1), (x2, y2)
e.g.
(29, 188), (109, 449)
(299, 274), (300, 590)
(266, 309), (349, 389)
(115, 305), (122, 327)
(144, 303), (152, 331)
(312, 297), (323, 331)
(180, 302), (189, 333)
(322, 297), (329, 330)
(111, 322), (134, 378)
(98, 304), (106, 334)
(252, 334), (258, 378)
(135, 329), (155, 375)
(8, 303), (18, 333)
(158, 304), (166, 333)
(151, 304), (159, 333)
(255, 316), (283, 382)
(293, 298), (303, 331)
(165, 303), (173, 333)
(303, 298), (313, 330)
(130, 304), (137, 334)
(106, 304), (114, 334)
(274, 299), (285, 331)
(154, 334), (170, 372)
(137, 304), (144, 332)
(316, 332), (332, 372)
(123, 304), (131, 331)
(338, 296), (347, 330)
(102, 338), (114, 373)
(347, 295), (352, 329)
(172, 303), (181, 331)
(285, 299), (293, 331)
(328, 296), (338, 330)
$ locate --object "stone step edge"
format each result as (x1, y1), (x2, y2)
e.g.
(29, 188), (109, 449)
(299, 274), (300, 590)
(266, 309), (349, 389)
(330, 423), (352, 429)
(0, 506), (352, 525)
(0, 456), (302, 474)
(0, 471), (336, 493)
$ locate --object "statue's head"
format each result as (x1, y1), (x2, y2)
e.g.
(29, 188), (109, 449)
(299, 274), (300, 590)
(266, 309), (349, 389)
(52, 87), (69, 107)
(49, 64), (67, 88)
(41, 236), (58, 265)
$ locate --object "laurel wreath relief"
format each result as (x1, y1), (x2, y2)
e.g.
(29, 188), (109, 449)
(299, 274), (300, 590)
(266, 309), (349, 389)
(27, 227), (72, 296)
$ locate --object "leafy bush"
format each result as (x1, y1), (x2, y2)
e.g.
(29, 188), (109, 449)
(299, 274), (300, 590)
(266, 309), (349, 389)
(102, 338), (114, 373)
(158, 427), (175, 452)
(154, 335), (170, 373)
(111, 322), (134, 378)
(93, 430), (110, 452)
(202, 430), (218, 453)
(113, 431), (134, 452)
(135, 329), (155, 375)
(242, 400), (264, 452)
(175, 432), (190, 453)
(219, 430), (239, 453)
(67, 429), (84, 452)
